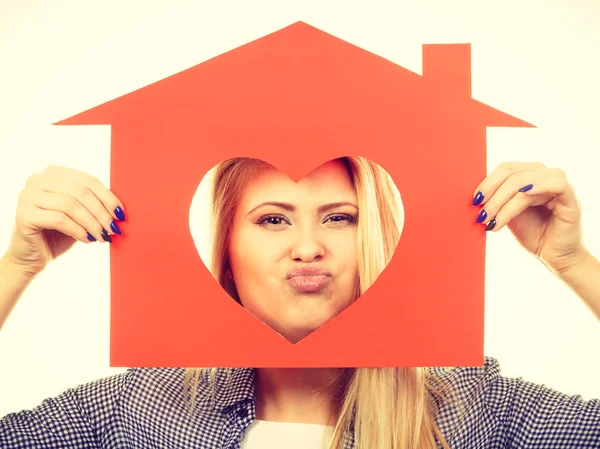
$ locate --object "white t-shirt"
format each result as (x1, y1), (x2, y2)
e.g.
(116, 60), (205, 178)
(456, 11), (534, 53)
(240, 419), (335, 449)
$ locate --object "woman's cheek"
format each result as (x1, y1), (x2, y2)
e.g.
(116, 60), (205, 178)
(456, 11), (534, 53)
(333, 231), (358, 258)
(241, 238), (283, 284)
(260, 233), (289, 259)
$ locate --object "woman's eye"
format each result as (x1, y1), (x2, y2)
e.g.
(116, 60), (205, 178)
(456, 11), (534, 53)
(325, 214), (357, 225)
(257, 215), (289, 227)
(256, 214), (356, 227)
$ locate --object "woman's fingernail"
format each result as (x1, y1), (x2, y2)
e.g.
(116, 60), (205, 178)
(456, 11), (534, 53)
(115, 206), (126, 221)
(101, 229), (113, 243)
(110, 220), (122, 235)
(519, 184), (534, 193)
(472, 191), (484, 206)
(476, 209), (488, 223)
(485, 218), (497, 231)
(87, 233), (96, 242)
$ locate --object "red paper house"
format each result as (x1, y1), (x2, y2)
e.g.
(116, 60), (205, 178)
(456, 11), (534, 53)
(56, 21), (533, 368)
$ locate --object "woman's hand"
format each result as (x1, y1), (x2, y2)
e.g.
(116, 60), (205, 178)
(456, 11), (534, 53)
(472, 161), (589, 275)
(3, 165), (125, 277)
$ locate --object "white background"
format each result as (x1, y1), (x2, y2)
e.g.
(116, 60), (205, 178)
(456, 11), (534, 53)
(1, 0), (599, 417)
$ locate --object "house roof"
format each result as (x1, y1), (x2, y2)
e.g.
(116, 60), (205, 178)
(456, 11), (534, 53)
(55, 21), (533, 130)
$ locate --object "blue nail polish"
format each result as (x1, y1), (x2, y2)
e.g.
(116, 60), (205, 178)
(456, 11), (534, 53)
(473, 191), (484, 206)
(115, 206), (126, 221)
(87, 233), (96, 242)
(101, 229), (112, 243)
(519, 184), (534, 193)
(110, 220), (122, 235)
(476, 209), (487, 223)
(485, 218), (497, 231)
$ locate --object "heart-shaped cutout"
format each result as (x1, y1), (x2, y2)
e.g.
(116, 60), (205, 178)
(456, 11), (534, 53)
(190, 157), (404, 344)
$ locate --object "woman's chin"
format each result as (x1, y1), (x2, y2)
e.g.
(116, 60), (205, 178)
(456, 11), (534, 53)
(248, 300), (352, 343)
(275, 318), (333, 343)
(279, 329), (317, 344)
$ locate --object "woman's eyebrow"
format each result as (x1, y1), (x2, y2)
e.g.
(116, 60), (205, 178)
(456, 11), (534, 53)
(246, 201), (358, 216)
(317, 202), (358, 213)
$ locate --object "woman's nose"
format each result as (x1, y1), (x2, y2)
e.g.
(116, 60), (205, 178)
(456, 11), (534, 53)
(289, 228), (325, 262)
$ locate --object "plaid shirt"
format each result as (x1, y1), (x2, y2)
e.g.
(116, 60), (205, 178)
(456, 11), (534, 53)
(1, 357), (599, 448)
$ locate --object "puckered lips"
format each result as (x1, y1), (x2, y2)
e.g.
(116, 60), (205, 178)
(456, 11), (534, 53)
(286, 265), (332, 293)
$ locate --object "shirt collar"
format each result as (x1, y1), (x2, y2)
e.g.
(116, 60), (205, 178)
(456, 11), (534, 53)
(208, 367), (256, 411)
(205, 367), (356, 446)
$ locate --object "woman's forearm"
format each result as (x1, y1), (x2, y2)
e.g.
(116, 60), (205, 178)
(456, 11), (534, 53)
(0, 254), (36, 332)
(555, 251), (600, 320)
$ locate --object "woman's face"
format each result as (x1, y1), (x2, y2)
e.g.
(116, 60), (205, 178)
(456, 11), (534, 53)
(227, 160), (359, 343)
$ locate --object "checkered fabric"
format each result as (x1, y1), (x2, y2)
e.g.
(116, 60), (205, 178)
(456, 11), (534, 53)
(1, 357), (598, 448)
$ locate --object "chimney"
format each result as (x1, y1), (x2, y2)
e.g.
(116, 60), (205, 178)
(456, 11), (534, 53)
(422, 44), (472, 97)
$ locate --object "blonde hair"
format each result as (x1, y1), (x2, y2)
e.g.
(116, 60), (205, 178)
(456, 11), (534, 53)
(185, 157), (453, 449)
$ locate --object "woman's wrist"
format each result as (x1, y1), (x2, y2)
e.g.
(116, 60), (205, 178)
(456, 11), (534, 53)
(0, 252), (38, 331)
(554, 250), (600, 320)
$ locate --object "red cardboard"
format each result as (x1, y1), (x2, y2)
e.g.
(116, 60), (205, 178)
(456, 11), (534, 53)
(55, 21), (533, 367)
